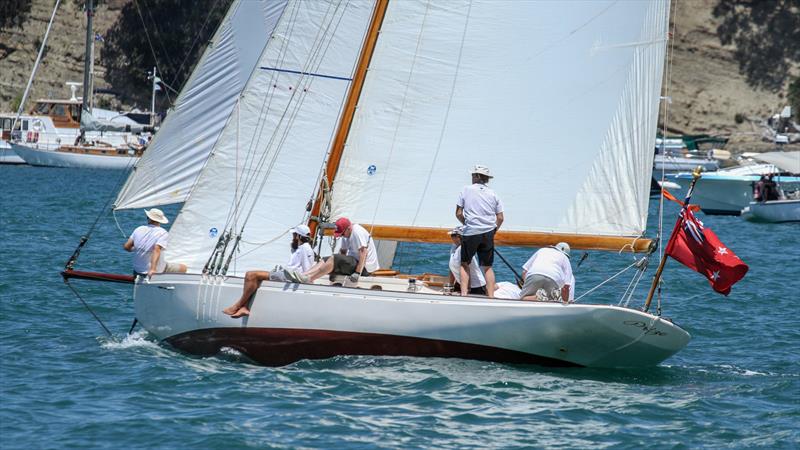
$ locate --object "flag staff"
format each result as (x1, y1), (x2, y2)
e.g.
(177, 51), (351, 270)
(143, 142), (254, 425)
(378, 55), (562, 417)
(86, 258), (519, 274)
(644, 166), (703, 312)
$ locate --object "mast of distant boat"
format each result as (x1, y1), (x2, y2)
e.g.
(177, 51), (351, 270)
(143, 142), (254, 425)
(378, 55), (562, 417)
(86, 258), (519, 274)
(81, 0), (94, 116)
(11, 0), (61, 134)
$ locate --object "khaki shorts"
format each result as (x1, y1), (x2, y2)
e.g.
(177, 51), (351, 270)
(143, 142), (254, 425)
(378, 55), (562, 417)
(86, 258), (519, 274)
(519, 274), (561, 301)
(164, 261), (184, 273)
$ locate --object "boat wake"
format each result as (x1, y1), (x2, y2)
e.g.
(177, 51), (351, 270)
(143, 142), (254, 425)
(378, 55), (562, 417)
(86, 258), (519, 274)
(99, 330), (159, 350)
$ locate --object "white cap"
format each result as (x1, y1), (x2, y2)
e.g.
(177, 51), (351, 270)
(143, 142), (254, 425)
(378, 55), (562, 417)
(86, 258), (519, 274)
(554, 242), (571, 258)
(291, 224), (311, 238)
(144, 208), (169, 224)
(470, 164), (493, 178)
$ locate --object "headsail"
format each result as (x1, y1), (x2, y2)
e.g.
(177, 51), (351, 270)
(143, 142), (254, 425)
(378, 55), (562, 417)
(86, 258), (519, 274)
(113, 0), (288, 210)
(327, 0), (669, 251)
(164, 0), (376, 275)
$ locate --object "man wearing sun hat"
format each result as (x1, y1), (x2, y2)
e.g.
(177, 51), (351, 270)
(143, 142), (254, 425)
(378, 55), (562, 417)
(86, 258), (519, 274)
(287, 217), (378, 284)
(223, 224), (316, 318)
(455, 165), (504, 298)
(123, 208), (184, 278)
(519, 242), (573, 303)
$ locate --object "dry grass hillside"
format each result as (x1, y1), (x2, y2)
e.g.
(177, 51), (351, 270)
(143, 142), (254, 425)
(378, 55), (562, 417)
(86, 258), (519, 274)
(1, 0), (797, 153)
(0, 0), (130, 111)
(664, 0), (799, 152)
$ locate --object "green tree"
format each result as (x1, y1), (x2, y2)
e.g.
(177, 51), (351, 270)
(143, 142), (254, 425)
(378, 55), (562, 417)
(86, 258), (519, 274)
(789, 77), (800, 120)
(713, 0), (800, 91)
(0, 0), (32, 31)
(100, 0), (233, 107)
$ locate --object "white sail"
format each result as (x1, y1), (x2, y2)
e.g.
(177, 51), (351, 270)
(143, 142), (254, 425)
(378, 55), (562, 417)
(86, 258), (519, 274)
(329, 0), (669, 238)
(164, 0), (375, 275)
(113, 0), (288, 210)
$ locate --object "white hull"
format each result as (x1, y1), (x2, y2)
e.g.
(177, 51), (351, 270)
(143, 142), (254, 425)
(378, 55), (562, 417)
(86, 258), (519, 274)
(669, 171), (800, 215)
(0, 144), (25, 164)
(134, 274), (691, 368)
(653, 155), (718, 173)
(741, 200), (800, 223)
(11, 143), (138, 169)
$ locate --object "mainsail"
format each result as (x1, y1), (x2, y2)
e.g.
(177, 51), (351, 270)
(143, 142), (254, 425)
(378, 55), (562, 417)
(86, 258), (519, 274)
(328, 0), (669, 250)
(163, 0), (376, 275)
(113, 0), (289, 210)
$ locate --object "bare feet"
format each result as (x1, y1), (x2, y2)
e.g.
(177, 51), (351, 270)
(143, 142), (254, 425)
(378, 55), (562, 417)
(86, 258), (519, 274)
(222, 305), (240, 316)
(231, 307), (250, 318)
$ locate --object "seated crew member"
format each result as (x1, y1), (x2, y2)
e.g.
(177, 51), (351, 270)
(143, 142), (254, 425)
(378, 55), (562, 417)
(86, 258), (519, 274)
(287, 217), (379, 285)
(123, 208), (187, 278)
(519, 242), (573, 303)
(762, 174), (781, 201)
(447, 226), (487, 295)
(223, 225), (315, 318)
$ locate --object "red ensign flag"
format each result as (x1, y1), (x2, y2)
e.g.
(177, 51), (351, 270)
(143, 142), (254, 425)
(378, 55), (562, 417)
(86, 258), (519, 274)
(665, 209), (748, 295)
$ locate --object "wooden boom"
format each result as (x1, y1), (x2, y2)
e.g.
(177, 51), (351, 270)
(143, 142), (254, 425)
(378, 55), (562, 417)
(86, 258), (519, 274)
(324, 225), (653, 253)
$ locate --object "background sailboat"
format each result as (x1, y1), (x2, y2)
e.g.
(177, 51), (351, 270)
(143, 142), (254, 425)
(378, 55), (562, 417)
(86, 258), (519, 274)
(96, 0), (692, 368)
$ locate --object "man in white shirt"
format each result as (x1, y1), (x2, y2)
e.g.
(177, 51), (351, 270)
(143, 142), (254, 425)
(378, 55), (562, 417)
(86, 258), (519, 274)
(289, 217), (379, 285)
(224, 224), (316, 318)
(520, 242), (573, 303)
(123, 208), (186, 278)
(455, 165), (504, 298)
(447, 226), (487, 295)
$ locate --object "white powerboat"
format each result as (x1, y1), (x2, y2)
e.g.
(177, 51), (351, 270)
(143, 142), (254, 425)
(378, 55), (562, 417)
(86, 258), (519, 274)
(741, 199), (800, 223)
(668, 157), (800, 215)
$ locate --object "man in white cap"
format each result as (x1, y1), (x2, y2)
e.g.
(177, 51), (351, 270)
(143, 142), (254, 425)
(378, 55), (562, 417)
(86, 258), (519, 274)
(447, 226), (487, 295)
(519, 242), (573, 303)
(223, 224), (316, 318)
(455, 165), (504, 297)
(124, 208), (182, 278)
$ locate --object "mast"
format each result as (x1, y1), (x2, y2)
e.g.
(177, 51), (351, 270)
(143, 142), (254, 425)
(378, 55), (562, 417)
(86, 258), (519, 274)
(12, 0), (61, 133)
(81, 0), (94, 114)
(308, 0), (389, 236)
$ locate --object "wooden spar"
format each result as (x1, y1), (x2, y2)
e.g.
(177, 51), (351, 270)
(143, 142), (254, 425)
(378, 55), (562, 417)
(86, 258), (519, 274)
(322, 225), (653, 253)
(308, 0), (390, 236)
(643, 167), (703, 312)
(61, 269), (135, 284)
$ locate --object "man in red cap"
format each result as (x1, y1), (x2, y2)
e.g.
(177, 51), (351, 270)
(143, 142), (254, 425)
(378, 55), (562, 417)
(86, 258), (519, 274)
(286, 217), (379, 284)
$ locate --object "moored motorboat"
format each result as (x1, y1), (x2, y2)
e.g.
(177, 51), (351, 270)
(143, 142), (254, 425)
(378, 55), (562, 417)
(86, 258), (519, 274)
(741, 199), (800, 223)
(668, 158), (800, 215)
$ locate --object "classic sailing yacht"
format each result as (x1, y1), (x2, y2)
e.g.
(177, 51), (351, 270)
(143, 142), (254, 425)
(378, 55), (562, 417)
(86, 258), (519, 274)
(101, 0), (690, 367)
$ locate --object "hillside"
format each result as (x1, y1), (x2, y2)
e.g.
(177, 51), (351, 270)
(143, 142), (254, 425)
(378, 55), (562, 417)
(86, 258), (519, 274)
(1, 0), (797, 153)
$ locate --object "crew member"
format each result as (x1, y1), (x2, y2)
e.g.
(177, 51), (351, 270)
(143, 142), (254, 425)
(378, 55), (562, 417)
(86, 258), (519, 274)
(455, 165), (504, 297)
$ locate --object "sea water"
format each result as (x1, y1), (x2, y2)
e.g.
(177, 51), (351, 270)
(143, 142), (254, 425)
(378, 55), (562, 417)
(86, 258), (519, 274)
(0, 166), (797, 449)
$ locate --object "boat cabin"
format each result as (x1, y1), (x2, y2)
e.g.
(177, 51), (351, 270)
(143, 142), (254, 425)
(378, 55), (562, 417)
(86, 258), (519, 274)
(30, 99), (81, 129)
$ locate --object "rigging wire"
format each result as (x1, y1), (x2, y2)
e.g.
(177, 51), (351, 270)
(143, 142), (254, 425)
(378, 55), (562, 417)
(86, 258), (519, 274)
(131, 0), (172, 104)
(168, 0), (224, 88)
(367, 1), (433, 236)
(65, 282), (112, 336)
(411, 0), (472, 225)
(206, 1), (351, 272)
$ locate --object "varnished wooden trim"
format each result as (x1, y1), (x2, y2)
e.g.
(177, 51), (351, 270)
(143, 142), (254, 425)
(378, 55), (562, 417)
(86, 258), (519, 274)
(309, 0), (390, 235)
(325, 225), (652, 253)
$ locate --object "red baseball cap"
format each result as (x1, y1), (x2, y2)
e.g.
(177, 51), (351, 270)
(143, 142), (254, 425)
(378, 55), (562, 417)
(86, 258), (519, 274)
(334, 217), (351, 237)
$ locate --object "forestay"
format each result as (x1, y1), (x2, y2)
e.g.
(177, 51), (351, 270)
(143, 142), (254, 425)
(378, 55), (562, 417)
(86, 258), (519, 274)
(113, 0), (288, 210)
(164, 0), (375, 275)
(329, 0), (669, 240)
